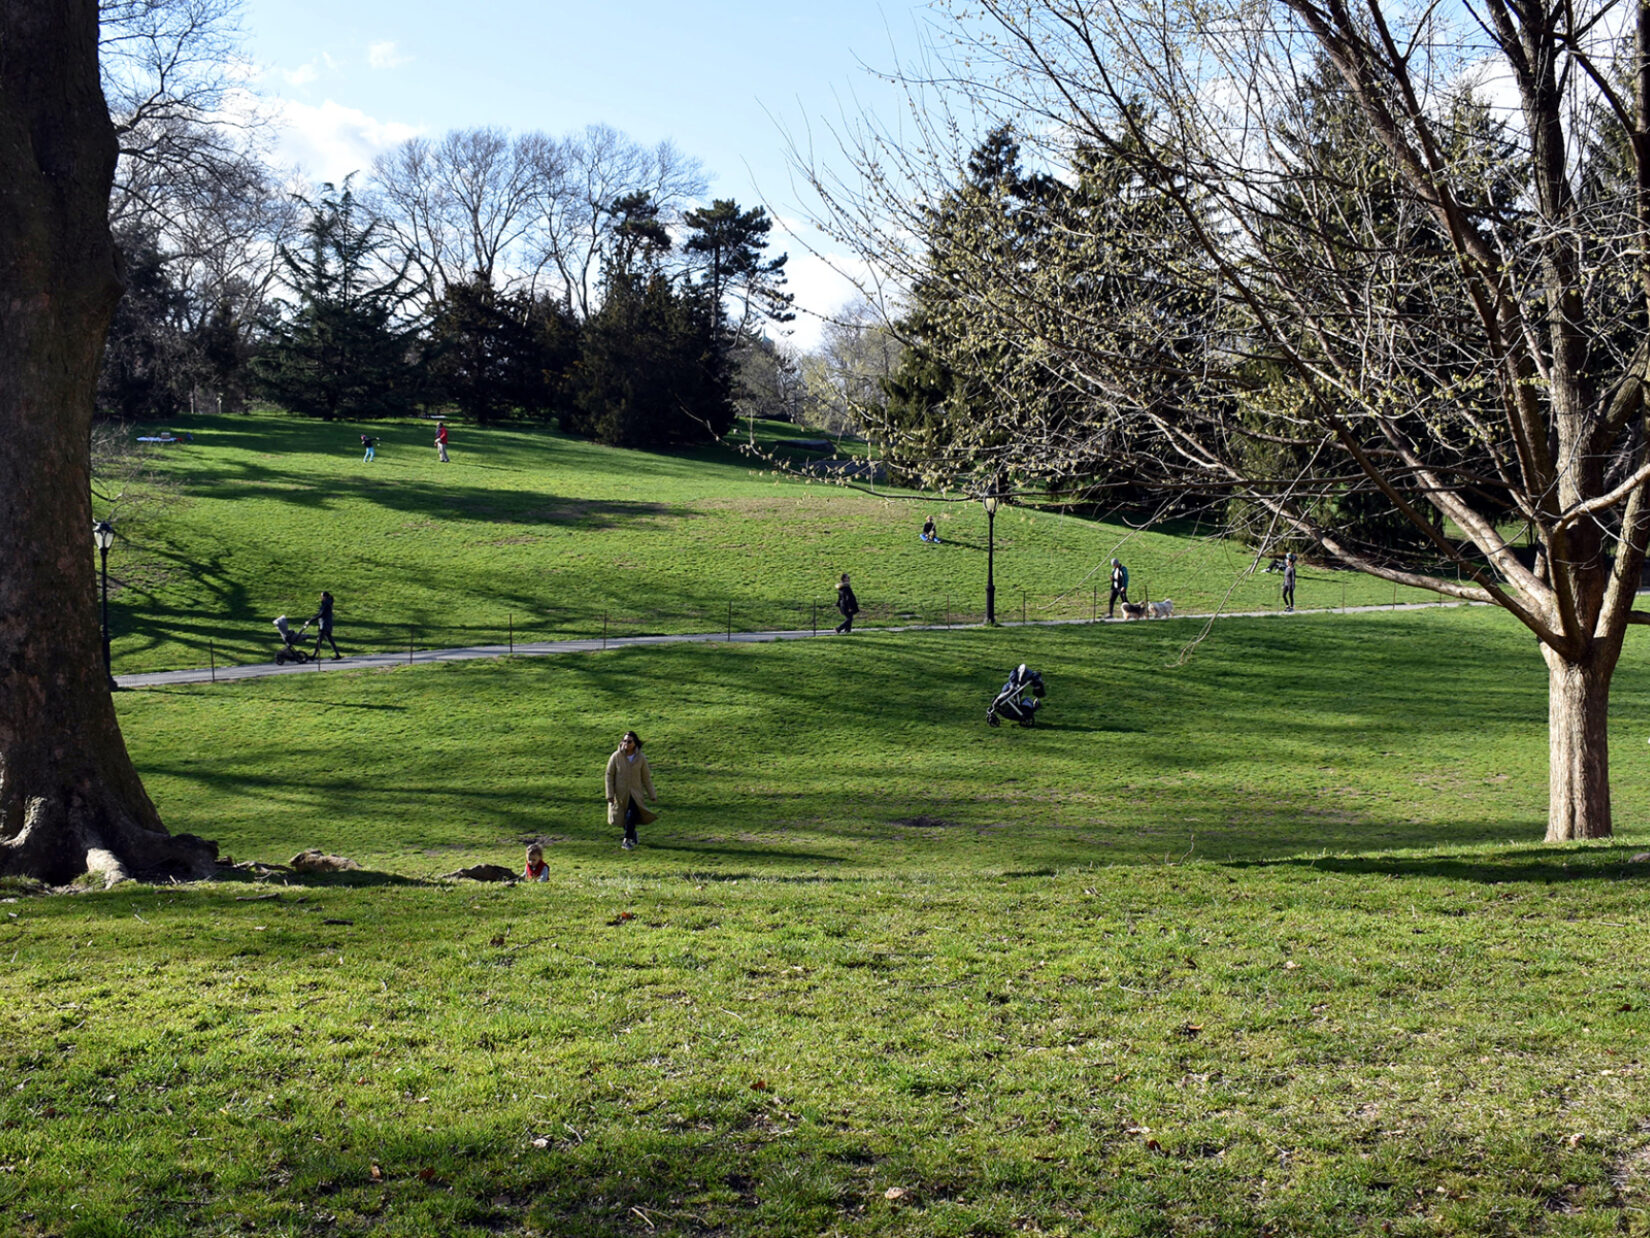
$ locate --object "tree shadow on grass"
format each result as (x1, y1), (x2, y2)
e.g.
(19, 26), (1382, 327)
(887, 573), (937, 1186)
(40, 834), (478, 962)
(641, 840), (849, 867)
(135, 687), (409, 712)
(206, 864), (437, 890)
(1224, 844), (1650, 885)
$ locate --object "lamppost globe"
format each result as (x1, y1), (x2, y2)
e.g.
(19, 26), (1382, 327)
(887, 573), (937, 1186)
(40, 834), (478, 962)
(92, 519), (117, 690)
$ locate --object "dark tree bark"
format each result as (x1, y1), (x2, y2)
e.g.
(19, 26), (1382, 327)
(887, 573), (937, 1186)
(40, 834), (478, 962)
(0, 0), (215, 884)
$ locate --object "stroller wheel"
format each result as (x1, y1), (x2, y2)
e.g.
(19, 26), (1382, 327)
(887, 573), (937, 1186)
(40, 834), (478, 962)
(987, 710), (1000, 727)
(275, 651), (288, 664)
(1019, 715), (1036, 728)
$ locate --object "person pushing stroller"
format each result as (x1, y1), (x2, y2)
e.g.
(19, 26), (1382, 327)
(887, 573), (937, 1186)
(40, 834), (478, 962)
(310, 590), (340, 660)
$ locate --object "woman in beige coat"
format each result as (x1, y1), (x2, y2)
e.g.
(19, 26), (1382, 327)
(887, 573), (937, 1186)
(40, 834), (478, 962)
(605, 730), (657, 850)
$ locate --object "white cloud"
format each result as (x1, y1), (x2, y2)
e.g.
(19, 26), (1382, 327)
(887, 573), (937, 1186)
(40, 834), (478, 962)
(780, 250), (879, 351)
(283, 62), (319, 87)
(367, 41), (412, 70)
(267, 97), (424, 185)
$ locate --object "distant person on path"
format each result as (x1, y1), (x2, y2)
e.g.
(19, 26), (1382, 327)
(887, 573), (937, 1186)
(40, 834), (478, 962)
(1108, 558), (1130, 618)
(310, 590), (340, 660)
(835, 572), (860, 634)
(1283, 552), (1297, 612)
(921, 515), (939, 543)
(435, 421), (450, 462)
(361, 434), (375, 462)
(606, 730), (657, 851)
(523, 843), (549, 881)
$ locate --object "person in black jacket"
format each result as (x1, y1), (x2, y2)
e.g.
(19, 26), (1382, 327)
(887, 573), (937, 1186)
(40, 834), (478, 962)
(1282, 552), (1297, 612)
(311, 590), (340, 659)
(835, 573), (859, 634)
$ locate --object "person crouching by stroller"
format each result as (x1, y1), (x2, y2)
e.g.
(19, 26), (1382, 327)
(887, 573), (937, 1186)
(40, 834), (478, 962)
(311, 590), (340, 660)
(606, 730), (657, 851)
(835, 572), (859, 634)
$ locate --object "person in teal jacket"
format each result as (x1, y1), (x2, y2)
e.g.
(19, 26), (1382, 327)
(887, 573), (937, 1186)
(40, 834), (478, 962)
(1108, 558), (1130, 618)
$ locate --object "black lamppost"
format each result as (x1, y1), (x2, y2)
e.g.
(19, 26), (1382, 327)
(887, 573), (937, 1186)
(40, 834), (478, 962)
(93, 519), (118, 690)
(982, 486), (1000, 625)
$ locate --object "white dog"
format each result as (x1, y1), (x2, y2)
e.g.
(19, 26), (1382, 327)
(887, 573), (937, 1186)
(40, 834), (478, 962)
(1148, 599), (1174, 620)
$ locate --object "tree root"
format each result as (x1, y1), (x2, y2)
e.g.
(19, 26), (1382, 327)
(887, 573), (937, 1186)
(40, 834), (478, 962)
(0, 792), (216, 888)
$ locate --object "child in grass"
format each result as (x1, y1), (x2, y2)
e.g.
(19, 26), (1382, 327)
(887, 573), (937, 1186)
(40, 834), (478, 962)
(523, 843), (549, 882)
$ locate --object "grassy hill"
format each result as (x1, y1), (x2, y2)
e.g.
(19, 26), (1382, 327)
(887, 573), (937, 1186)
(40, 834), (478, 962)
(9, 412), (1646, 1235)
(111, 609), (1625, 872)
(94, 412), (1438, 673)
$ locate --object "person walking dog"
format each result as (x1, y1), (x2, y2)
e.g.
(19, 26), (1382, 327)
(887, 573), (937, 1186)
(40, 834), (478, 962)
(606, 730), (657, 851)
(835, 572), (860, 634)
(1108, 558), (1130, 618)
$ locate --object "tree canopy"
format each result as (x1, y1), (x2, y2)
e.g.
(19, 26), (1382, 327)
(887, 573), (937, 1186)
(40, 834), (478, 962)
(808, 0), (1650, 841)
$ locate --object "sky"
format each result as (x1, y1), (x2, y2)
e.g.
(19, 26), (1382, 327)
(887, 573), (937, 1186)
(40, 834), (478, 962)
(238, 0), (937, 348)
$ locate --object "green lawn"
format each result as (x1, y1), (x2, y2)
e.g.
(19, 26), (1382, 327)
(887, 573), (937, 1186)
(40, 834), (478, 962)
(6, 609), (1650, 1235)
(95, 411), (1440, 673)
(24, 410), (1648, 1235)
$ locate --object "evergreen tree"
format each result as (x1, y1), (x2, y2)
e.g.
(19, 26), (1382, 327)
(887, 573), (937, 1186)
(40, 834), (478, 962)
(682, 199), (794, 332)
(425, 276), (572, 423)
(254, 181), (423, 420)
(99, 225), (191, 418)
(565, 272), (730, 447)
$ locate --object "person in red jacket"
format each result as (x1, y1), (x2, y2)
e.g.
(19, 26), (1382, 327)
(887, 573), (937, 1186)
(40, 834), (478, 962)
(435, 421), (450, 462)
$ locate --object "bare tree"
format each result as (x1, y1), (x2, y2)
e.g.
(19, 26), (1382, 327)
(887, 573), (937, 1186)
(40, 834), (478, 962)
(371, 127), (541, 299)
(802, 296), (900, 434)
(810, 0), (1650, 841)
(100, 0), (290, 413)
(100, 0), (255, 229)
(1, 0), (216, 883)
(523, 123), (706, 318)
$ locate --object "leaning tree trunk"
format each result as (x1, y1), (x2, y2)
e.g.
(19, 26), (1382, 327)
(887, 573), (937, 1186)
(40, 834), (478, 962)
(1543, 642), (1620, 843)
(0, 0), (215, 885)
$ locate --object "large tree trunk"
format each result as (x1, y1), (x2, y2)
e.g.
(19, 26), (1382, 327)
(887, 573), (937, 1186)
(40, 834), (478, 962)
(1543, 644), (1618, 842)
(0, 0), (215, 885)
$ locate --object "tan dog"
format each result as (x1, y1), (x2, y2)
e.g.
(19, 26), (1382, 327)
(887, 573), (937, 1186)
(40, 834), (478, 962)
(1121, 600), (1148, 620)
(1148, 599), (1174, 619)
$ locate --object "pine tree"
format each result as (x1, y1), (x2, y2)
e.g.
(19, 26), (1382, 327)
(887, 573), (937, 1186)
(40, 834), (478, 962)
(254, 181), (423, 420)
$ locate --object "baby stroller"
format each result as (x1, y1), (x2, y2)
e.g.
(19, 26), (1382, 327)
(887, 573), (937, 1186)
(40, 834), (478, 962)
(987, 663), (1046, 727)
(273, 614), (313, 664)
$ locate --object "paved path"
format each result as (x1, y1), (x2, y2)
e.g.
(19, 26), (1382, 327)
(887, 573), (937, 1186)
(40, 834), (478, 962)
(114, 601), (1475, 690)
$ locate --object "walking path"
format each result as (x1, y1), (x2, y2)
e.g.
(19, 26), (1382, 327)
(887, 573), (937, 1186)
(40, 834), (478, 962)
(114, 600), (1475, 690)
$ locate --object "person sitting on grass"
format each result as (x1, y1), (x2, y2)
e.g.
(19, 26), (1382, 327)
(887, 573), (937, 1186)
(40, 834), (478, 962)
(921, 515), (940, 543)
(523, 843), (549, 882)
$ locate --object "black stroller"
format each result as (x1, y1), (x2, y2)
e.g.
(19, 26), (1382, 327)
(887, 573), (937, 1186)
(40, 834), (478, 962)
(987, 663), (1046, 727)
(273, 614), (313, 664)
